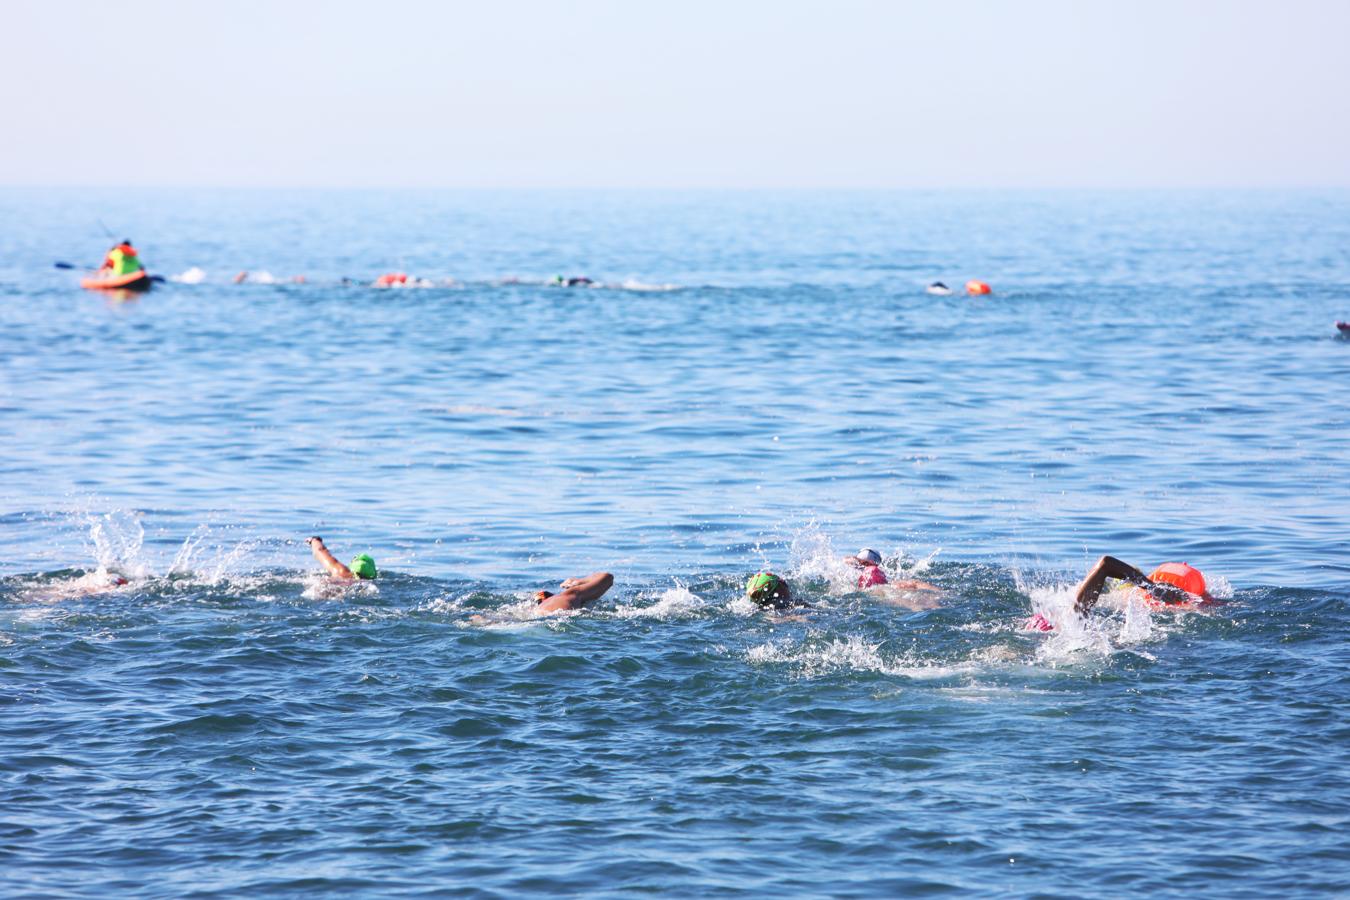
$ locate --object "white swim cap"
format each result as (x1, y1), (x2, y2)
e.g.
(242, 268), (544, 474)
(856, 548), (882, 566)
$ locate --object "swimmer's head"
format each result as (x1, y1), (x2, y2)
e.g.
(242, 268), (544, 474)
(855, 548), (882, 567)
(1147, 562), (1205, 600)
(745, 572), (791, 608)
(349, 554), (377, 580)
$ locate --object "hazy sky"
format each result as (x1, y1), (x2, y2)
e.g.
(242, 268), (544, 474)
(6, 0), (1348, 188)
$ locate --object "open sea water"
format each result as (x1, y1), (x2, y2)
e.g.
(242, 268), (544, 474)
(1, 188), (1348, 896)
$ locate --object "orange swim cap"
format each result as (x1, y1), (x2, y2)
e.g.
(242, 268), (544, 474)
(1147, 562), (1206, 600)
(965, 280), (992, 295)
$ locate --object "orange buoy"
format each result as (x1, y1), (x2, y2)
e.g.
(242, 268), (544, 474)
(375, 272), (409, 287)
(1147, 562), (1207, 598)
(965, 280), (992, 295)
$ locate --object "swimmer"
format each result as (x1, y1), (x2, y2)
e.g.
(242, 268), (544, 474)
(551, 275), (594, 287)
(1074, 555), (1211, 616)
(534, 571), (613, 613)
(77, 570), (130, 590)
(1337, 321), (1349, 334)
(926, 281), (953, 296)
(24, 568), (130, 601)
(745, 572), (794, 609)
(842, 548), (941, 609)
(843, 548), (889, 588)
(306, 536), (377, 580)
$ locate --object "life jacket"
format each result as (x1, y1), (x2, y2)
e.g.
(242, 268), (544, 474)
(107, 244), (142, 276)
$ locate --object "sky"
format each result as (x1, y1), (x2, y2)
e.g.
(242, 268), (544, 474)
(5, 0), (1348, 188)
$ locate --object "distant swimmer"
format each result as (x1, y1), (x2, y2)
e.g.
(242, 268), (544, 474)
(745, 572), (794, 610)
(1337, 321), (1349, 335)
(1074, 555), (1212, 616)
(306, 536), (377, 580)
(842, 548), (942, 610)
(534, 571), (614, 613)
(551, 275), (594, 287)
(926, 281), (953, 296)
(373, 272), (435, 288)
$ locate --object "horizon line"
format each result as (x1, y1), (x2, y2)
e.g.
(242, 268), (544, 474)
(4, 183), (1349, 192)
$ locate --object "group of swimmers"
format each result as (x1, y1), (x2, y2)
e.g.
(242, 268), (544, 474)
(305, 537), (1213, 628)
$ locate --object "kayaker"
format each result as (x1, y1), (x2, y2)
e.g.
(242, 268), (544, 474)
(100, 240), (143, 276)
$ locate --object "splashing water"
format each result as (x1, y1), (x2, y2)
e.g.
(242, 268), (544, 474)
(612, 582), (708, 619)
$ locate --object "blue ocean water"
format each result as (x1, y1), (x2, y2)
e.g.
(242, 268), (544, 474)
(1, 189), (1348, 896)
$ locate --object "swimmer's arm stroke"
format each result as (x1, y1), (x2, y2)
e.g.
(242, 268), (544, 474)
(307, 536), (355, 579)
(536, 572), (614, 613)
(1074, 555), (1187, 615)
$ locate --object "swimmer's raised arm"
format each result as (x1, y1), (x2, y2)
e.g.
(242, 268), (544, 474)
(1074, 555), (1149, 615)
(535, 572), (614, 613)
(307, 536), (355, 579)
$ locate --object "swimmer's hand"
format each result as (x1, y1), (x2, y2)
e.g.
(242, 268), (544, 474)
(306, 536), (324, 547)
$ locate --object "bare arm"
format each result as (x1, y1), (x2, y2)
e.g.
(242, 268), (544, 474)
(1074, 555), (1149, 615)
(535, 572), (614, 613)
(890, 578), (940, 592)
(307, 536), (355, 579)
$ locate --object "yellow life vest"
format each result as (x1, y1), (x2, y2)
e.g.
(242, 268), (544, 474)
(109, 246), (142, 276)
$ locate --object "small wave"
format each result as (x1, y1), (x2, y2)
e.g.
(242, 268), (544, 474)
(746, 634), (983, 680)
(612, 584), (707, 619)
(460, 595), (574, 628)
(614, 279), (680, 292)
(301, 573), (379, 602)
(170, 266), (207, 284)
(1026, 582), (1170, 662)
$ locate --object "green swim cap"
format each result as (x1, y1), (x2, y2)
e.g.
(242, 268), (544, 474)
(350, 554), (377, 579)
(746, 572), (788, 606)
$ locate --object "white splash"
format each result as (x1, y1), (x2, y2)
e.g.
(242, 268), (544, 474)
(616, 279), (681, 292)
(84, 510), (148, 578)
(612, 583), (707, 619)
(746, 634), (983, 680)
(171, 267), (207, 284)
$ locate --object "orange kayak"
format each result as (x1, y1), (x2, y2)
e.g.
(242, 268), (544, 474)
(81, 269), (152, 292)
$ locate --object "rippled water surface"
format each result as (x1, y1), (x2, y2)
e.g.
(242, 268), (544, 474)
(2, 189), (1348, 896)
